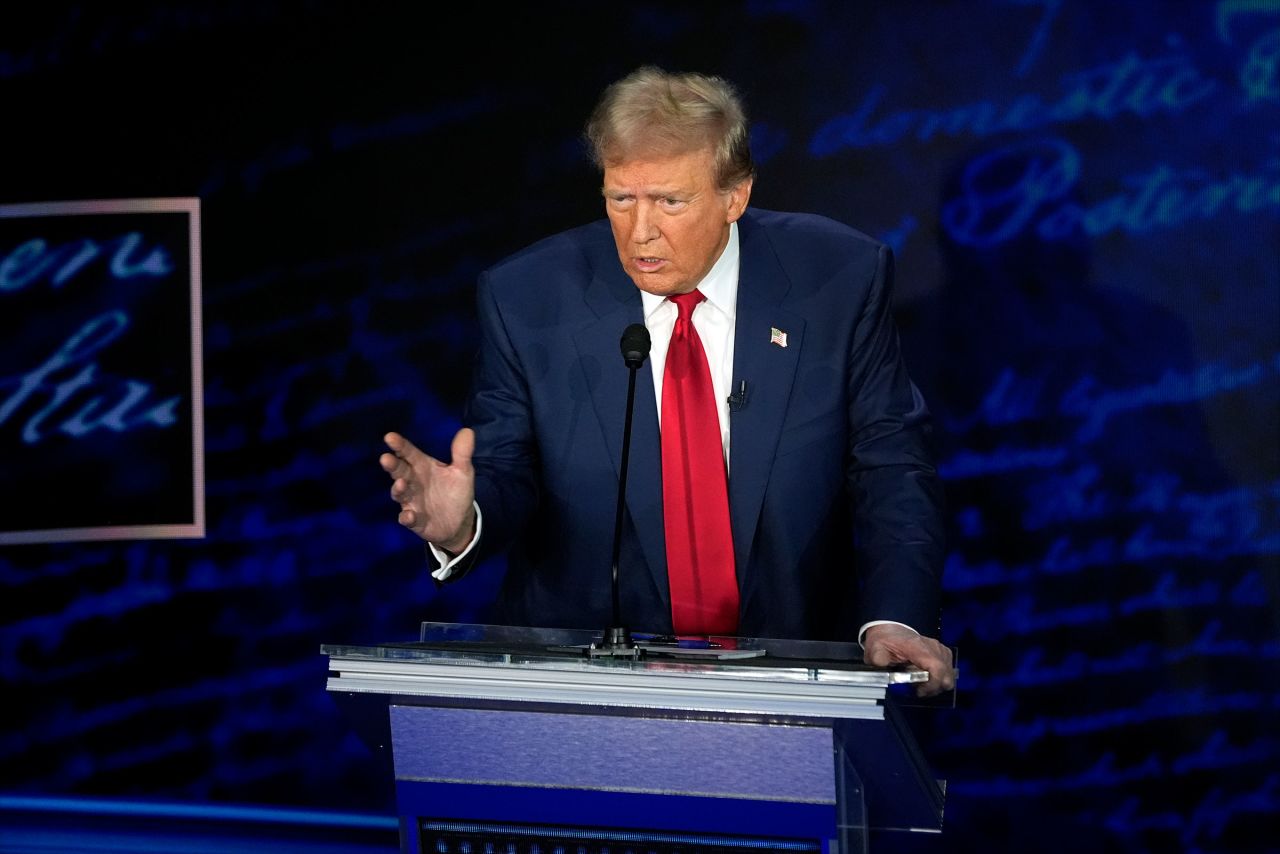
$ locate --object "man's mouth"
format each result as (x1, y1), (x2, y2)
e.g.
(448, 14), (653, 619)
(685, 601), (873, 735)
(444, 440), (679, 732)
(634, 257), (666, 272)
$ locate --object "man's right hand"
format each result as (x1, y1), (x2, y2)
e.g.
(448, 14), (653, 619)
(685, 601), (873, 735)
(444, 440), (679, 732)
(380, 429), (477, 554)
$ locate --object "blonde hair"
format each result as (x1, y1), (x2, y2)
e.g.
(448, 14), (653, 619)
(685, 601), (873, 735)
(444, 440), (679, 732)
(585, 66), (755, 192)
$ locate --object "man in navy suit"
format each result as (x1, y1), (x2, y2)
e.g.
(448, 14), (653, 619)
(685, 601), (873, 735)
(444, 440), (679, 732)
(381, 67), (954, 694)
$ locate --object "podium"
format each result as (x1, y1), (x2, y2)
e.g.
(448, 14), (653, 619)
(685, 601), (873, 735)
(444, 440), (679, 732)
(323, 623), (945, 853)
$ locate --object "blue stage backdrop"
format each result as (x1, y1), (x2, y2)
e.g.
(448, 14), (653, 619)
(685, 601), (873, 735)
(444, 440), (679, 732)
(1, 3), (1276, 852)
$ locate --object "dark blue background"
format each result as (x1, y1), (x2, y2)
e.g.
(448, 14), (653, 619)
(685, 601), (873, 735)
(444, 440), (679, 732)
(1, 2), (1277, 852)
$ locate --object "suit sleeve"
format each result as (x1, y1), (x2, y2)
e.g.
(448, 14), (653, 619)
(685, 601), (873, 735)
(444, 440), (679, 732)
(845, 243), (946, 635)
(435, 270), (542, 581)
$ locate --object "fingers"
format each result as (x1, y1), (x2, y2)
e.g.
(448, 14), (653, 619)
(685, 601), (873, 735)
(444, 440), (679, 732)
(864, 643), (897, 668)
(382, 433), (436, 485)
(381, 429), (475, 488)
(381, 429), (476, 545)
(451, 428), (475, 471)
(384, 432), (427, 467)
(390, 477), (414, 503)
(862, 623), (920, 667)
(863, 625), (957, 697)
(384, 431), (472, 473)
(912, 640), (956, 697)
(379, 452), (410, 479)
(908, 637), (955, 696)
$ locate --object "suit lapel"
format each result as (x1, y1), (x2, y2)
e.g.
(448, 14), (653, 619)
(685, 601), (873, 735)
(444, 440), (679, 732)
(572, 258), (669, 612)
(729, 215), (805, 581)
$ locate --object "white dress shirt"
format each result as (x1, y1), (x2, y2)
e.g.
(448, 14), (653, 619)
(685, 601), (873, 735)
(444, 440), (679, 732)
(639, 221), (739, 465)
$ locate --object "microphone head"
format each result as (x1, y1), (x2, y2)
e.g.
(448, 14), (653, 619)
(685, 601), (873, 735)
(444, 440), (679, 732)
(620, 323), (651, 369)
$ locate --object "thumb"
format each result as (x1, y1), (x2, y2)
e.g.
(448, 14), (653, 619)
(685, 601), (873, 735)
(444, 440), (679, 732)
(451, 427), (475, 471)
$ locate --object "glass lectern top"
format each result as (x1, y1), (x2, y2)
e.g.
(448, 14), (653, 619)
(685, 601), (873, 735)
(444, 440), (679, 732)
(320, 621), (926, 686)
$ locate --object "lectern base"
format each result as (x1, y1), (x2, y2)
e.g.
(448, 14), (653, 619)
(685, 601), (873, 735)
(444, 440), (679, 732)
(416, 819), (822, 852)
(398, 782), (833, 853)
(323, 624), (944, 854)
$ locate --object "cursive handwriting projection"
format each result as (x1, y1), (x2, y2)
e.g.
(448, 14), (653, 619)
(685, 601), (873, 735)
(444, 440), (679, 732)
(1219, 0), (1280, 100)
(944, 355), (1278, 438)
(939, 443), (1068, 479)
(943, 689), (1273, 753)
(1241, 28), (1280, 100)
(0, 312), (180, 444)
(944, 367), (1047, 434)
(964, 620), (1278, 692)
(952, 736), (1279, 823)
(997, 752), (1167, 793)
(0, 232), (172, 291)
(947, 520), (1278, 593)
(1020, 468), (1277, 536)
(1005, 0), (1063, 77)
(810, 51), (1216, 156)
(812, 3), (1280, 159)
(949, 547), (1276, 641)
(1061, 359), (1274, 440)
(940, 137), (1280, 248)
(1102, 774), (1280, 852)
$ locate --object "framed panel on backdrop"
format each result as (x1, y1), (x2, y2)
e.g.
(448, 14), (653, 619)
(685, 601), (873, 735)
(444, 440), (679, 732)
(0, 198), (204, 544)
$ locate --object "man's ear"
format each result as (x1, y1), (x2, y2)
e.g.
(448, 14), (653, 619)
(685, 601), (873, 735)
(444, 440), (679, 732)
(725, 177), (753, 223)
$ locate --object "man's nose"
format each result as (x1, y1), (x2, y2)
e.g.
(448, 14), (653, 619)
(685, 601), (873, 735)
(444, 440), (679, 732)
(630, 202), (659, 244)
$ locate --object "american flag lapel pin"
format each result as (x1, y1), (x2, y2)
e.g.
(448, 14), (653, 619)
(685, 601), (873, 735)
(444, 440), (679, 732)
(770, 326), (788, 348)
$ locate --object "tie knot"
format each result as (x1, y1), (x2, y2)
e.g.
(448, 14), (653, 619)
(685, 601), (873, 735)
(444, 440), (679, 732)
(669, 289), (706, 320)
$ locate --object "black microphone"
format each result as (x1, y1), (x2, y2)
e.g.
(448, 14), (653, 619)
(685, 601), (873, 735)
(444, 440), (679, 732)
(621, 323), (650, 369)
(599, 323), (650, 654)
(727, 380), (748, 411)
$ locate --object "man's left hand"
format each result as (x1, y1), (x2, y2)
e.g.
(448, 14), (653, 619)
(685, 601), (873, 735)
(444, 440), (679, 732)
(863, 623), (956, 697)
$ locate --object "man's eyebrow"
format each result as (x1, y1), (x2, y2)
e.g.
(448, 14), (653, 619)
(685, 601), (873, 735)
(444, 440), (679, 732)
(600, 187), (689, 198)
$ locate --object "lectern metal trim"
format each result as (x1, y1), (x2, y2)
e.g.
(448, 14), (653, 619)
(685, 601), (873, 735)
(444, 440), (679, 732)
(326, 657), (887, 719)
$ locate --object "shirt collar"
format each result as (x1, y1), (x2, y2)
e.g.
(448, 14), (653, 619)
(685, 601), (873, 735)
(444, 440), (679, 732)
(641, 221), (740, 321)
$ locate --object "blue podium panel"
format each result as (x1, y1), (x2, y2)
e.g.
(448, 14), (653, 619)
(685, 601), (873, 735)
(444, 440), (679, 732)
(389, 705), (843, 852)
(390, 706), (836, 802)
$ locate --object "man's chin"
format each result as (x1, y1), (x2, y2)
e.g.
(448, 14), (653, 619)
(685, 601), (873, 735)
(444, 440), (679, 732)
(628, 274), (694, 297)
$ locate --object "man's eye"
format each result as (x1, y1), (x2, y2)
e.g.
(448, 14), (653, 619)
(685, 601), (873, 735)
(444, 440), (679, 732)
(660, 197), (686, 209)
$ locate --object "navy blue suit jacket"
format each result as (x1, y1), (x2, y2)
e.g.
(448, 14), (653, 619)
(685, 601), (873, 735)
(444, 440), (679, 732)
(454, 208), (945, 641)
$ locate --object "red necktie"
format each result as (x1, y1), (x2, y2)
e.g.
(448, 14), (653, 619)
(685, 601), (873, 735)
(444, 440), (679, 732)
(662, 290), (739, 636)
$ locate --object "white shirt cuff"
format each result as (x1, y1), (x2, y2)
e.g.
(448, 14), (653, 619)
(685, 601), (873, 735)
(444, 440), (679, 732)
(428, 501), (482, 581)
(858, 619), (919, 648)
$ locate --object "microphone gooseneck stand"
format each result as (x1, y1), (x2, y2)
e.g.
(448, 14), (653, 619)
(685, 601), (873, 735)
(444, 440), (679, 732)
(593, 323), (651, 657)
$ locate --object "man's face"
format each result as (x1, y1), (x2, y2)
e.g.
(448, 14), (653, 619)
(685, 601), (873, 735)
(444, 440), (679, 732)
(603, 149), (752, 297)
